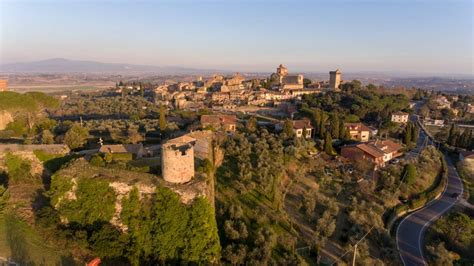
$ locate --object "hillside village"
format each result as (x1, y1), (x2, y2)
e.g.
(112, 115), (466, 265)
(0, 64), (473, 265)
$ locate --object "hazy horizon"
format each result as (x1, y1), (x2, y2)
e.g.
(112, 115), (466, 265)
(1, 0), (473, 75)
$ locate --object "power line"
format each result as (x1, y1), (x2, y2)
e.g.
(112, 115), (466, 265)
(330, 225), (376, 266)
(329, 143), (413, 265)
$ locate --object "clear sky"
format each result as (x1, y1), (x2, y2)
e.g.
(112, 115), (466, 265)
(1, 0), (473, 74)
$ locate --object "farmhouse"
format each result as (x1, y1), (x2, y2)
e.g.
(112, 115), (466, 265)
(341, 139), (403, 169)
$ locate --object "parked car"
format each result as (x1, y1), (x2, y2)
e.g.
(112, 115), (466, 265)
(390, 158), (400, 164)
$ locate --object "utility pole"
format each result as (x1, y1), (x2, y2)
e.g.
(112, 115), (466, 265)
(352, 243), (358, 266)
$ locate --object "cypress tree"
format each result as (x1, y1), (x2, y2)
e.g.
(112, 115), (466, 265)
(403, 164), (417, 185)
(404, 123), (412, 145)
(339, 121), (348, 141)
(319, 112), (328, 138)
(331, 115), (340, 139)
(324, 133), (334, 155)
(282, 119), (295, 138)
(159, 105), (167, 132)
(314, 109), (321, 138)
(447, 124), (458, 146)
(411, 124), (419, 143)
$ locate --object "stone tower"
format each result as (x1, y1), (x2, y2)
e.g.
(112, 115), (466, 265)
(329, 69), (342, 89)
(161, 135), (196, 184)
(277, 64), (288, 77)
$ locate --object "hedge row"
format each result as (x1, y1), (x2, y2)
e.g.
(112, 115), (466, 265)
(408, 157), (447, 209)
(386, 153), (448, 230)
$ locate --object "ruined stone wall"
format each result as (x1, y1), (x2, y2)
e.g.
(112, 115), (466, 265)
(0, 144), (70, 154)
(162, 144), (195, 183)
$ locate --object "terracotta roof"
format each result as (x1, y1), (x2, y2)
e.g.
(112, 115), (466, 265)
(292, 120), (313, 130)
(352, 139), (402, 159)
(99, 144), (143, 154)
(392, 111), (408, 116)
(371, 139), (403, 154)
(201, 115), (237, 125)
(460, 150), (474, 159)
(356, 143), (385, 158)
(345, 123), (372, 132)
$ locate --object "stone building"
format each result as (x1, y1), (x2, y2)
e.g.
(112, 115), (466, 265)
(161, 135), (196, 184)
(187, 130), (214, 160)
(391, 112), (409, 123)
(329, 69), (342, 90)
(201, 114), (237, 132)
(221, 73), (245, 91)
(98, 144), (144, 159)
(270, 64), (304, 91)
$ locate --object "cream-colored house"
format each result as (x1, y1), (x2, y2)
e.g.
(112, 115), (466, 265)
(345, 123), (372, 142)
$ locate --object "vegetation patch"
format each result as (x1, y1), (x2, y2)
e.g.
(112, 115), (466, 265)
(457, 159), (474, 205)
(0, 212), (75, 265)
(51, 177), (116, 225)
(425, 211), (474, 264)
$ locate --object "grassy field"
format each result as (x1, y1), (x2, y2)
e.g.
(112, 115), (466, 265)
(0, 212), (75, 265)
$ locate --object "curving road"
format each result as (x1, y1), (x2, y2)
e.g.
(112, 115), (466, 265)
(396, 122), (464, 265)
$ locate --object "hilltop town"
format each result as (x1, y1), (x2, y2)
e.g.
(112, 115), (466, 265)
(0, 64), (473, 265)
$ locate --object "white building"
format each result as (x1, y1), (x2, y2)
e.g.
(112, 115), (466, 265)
(391, 112), (409, 123)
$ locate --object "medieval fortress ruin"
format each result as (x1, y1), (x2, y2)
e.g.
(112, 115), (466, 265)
(161, 135), (196, 183)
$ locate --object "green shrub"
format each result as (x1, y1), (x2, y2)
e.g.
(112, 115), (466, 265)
(90, 154), (106, 167)
(110, 153), (133, 161)
(5, 153), (31, 181)
(57, 178), (116, 225)
(119, 187), (221, 264)
(5, 120), (28, 136)
(49, 175), (73, 206)
(409, 197), (427, 209)
(402, 163), (417, 185)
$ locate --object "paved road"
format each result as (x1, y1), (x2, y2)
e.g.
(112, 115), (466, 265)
(396, 148), (464, 265)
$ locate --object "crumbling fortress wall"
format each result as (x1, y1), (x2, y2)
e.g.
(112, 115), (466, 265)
(161, 135), (196, 184)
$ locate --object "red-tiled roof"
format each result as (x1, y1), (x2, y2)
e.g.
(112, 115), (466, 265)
(292, 119), (313, 130)
(345, 123), (372, 132)
(371, 139), (403, 154)
(392, 111), (408, 116)
(356, 143), (385, 158)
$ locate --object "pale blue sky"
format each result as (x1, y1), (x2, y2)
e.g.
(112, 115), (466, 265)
(1, 0), (473, 74)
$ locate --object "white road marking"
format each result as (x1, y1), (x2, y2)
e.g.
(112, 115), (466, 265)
(397, 156), (463, 266)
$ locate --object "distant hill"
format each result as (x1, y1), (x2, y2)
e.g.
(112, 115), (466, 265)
(0, 58), (221, 74)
